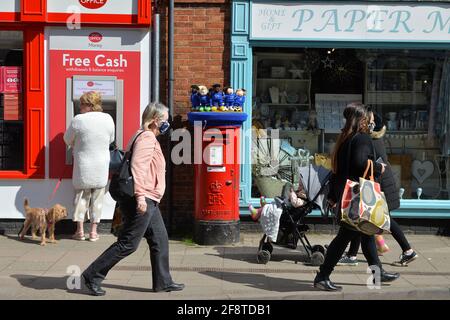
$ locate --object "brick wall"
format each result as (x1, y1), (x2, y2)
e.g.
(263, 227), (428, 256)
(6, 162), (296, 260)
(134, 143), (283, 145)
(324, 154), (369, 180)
(158, 1), (231, 234)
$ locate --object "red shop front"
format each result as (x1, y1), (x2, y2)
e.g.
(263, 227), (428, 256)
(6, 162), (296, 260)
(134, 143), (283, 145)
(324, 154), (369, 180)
(0, 0), (151, 221)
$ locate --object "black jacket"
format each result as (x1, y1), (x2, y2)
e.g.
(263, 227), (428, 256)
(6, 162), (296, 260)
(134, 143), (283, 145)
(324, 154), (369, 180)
(371, 126), (400, 211)
(328, 133), (383, 217)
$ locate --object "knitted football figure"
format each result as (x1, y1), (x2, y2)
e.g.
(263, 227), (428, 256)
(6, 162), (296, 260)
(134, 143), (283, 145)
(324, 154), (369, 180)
(233, 88), (246, 112)
(197, 85), (210, 111)
(223, 86), (235, 107)
(210, 83), (224, 108)
(190, 85), (200, 110)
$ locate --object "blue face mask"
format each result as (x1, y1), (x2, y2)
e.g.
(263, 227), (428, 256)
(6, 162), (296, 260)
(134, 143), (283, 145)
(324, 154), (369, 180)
(159, 121), (170, 135)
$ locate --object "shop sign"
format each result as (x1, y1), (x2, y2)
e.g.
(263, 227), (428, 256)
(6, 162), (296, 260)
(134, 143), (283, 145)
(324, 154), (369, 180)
(79, 0), (108, 10)
(47, 0), (136, 15)
(251, 2), (450, 42)
(2, 67), (22, 93)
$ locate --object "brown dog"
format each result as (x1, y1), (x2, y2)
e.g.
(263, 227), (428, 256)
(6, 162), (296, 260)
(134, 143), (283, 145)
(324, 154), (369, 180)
(19, 199), (67, 246)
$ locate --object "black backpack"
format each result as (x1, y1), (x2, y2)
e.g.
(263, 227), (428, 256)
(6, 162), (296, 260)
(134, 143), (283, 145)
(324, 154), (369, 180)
(109, 131), (145, 202)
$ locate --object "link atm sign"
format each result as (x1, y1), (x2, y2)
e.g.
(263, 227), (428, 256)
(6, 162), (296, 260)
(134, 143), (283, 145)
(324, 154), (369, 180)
(79, 0), (108, 9)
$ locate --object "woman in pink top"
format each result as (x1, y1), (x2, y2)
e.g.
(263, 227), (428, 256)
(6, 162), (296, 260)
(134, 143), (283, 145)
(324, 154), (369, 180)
(81, 103), (184, 296)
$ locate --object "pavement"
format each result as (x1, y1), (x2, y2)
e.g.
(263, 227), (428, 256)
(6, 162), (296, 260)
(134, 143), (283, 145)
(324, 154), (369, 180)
(0, 232), (449, 300)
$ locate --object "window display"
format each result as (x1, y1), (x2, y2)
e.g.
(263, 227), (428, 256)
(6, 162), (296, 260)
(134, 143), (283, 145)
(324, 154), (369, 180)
(0, 31), (23, 170)
(252, 48), (450, 200)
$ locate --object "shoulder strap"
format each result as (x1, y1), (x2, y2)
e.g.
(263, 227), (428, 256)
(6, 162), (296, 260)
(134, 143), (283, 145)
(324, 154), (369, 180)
(127, 130), (146, 161)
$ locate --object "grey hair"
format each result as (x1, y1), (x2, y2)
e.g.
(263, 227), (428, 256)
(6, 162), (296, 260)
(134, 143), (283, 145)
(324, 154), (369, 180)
(141, 102), (169, 126)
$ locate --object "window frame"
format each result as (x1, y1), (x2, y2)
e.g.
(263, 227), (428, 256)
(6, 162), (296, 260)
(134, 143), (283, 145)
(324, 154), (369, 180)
(0, 25), (45, 179)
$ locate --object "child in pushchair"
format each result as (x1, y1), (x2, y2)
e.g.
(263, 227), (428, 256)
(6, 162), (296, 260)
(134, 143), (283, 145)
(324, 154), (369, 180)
(250, 165), (331, 266)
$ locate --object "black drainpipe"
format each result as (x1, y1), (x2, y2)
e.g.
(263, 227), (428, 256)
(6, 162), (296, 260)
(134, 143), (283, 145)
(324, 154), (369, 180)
(167, 0), (175, 235)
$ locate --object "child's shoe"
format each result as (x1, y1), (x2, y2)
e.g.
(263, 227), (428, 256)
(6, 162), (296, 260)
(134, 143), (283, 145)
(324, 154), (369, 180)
(375, 235), (390, 255)
(260, 196), (267, 206)
(249, 205), (261, 221)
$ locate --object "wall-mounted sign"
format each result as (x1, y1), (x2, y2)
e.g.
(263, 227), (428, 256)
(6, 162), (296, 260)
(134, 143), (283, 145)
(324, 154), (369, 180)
(2, 67), (22, 93)
(73, 79), (115, 97)
(251, 2), (450, 42)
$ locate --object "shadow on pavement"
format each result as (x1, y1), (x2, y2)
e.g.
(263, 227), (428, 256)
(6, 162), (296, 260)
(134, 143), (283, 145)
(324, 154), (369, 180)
(200, 270), (318, 292)
(4, 234), (43, 245)
(10, 274), (87, 296)
(11, 274), (155, 295)
(207, 246), (310, 265)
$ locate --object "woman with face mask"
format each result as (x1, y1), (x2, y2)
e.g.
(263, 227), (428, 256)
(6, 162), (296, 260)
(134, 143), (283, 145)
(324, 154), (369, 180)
(314, 103), (400, 291)
(81, 103), (184, 296)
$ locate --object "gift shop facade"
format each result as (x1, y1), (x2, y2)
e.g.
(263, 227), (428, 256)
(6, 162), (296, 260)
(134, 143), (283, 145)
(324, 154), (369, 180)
(0, 0), (151, 223)
(230, 0), (450, 221)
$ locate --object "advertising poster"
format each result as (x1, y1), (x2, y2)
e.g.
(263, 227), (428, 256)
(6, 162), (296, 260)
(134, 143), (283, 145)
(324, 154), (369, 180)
(0, 67), (3, 92)
(49, 28), (143, 179)
(3, 93), (22, 121)
(2, 66), (22, 93)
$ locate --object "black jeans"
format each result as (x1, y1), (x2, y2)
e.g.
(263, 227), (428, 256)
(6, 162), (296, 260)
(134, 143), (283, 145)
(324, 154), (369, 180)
(347, 218), (411, 257)
(318, 225), (381, 279)
(83, 198), (173, 290)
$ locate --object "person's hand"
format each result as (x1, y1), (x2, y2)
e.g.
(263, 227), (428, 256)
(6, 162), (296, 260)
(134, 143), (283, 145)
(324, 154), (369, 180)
(381, 163), (386, 174)
(328, 199), (337, 209)
(136, 198), (147, 215)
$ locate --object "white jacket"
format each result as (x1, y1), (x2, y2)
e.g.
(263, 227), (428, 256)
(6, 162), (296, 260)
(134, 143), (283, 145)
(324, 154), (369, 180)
(64, 112), (115, 190)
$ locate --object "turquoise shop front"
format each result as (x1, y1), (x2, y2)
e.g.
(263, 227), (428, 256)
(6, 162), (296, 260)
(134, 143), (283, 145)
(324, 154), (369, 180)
(231, 1), (450, 219)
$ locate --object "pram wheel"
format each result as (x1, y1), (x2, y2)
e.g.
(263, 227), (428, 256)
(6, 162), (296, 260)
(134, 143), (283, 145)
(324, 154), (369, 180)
(310, 251), (325, 266)
(257, 250), (271, 264)
(262, 242), (273, 254)
(311, 245), (326, 255)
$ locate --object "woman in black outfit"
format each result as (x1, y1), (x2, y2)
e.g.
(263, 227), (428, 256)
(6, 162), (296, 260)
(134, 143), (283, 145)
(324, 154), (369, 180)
(337, 113), (418, 267)
(314, 103), (400, 291)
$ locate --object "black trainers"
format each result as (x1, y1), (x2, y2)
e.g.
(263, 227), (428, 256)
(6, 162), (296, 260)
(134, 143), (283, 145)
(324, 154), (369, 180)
(337, 255), (358, 266)
(397, 251), (418, 266)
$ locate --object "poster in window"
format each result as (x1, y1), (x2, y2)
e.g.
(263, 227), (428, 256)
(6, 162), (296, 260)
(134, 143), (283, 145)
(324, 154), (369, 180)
(3, 93), (22, 121)
(0, 67), (3, 92)
(2, 66), (22, 93)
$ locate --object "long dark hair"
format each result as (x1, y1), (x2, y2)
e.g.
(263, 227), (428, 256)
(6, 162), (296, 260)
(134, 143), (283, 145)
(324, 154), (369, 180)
(331, 103), (372, 173)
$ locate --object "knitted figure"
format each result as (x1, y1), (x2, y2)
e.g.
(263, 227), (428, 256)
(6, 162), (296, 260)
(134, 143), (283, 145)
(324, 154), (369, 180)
(190, 85), (200, 110)
(223, 86), (236, 107)
(210, 84), (224, 107)
(198, 85), (210, 109)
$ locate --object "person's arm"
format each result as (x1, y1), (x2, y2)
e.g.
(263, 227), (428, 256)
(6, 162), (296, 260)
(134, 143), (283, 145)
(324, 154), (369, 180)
(109, 116), (115, 144)
(63, 119), (76, 147)
(327, 173), (338, 206)
(131, 132), (156, 213)
(351, 134), (383, 179)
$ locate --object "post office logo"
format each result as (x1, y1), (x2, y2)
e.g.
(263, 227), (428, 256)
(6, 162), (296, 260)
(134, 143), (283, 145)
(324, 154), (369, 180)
(88, 32), (103, 43)
(79, 0), (108, 10)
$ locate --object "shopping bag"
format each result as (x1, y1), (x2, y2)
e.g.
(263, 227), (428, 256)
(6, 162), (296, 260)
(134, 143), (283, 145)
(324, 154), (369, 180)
(340, 160), (391, 235)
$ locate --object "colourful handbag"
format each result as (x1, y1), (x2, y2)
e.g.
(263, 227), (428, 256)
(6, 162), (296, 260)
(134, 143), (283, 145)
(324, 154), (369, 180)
(341, 160), (391, 235)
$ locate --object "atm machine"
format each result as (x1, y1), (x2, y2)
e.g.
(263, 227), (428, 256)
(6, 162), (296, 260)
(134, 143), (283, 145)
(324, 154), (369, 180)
(65, 75), (124, 164)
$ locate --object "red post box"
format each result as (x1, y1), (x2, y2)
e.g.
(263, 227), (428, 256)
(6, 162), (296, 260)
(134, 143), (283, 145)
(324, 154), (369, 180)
(188, 112), (248, 245)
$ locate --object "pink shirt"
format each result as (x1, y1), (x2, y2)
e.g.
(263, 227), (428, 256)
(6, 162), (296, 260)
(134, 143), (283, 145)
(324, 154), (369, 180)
(129, 130), (166, 203)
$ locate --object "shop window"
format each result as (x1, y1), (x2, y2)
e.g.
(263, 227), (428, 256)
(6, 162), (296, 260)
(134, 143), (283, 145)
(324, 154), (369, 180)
(252, 48), (450, 201)
(0, 31), (24, 171)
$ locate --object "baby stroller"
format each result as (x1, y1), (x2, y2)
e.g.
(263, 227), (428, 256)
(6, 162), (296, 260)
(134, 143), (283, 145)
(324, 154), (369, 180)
(256, 164), (332, 266)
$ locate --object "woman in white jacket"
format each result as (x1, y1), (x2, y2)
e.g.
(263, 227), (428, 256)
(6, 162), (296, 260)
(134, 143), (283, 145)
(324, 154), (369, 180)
(64, 91), (115, 242)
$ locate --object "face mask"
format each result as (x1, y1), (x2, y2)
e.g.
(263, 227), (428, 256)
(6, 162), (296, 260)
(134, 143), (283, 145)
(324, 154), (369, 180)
(368, 122), (376, 133)
(159, 121), (170, 135)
